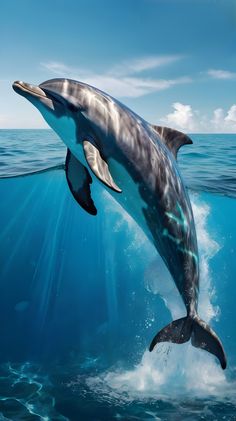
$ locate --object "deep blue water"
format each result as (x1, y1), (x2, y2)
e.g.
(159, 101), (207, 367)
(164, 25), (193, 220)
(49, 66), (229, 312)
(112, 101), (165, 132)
(0, 130), (236, 420)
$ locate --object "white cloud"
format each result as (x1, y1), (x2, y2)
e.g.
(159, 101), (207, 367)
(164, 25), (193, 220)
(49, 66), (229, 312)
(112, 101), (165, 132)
(210, 108), (225, 131)
(41, 56), (191, 98)
(207, 69), (236, 80)
(82, 75), (190, 98)
(161, 102), (236, 133)
(209, 105), (236, 132)
(41, 61), (74, 76)
(225, 104), (236, 122)
(109, 54), (182, 76)
(161, 102), (196, 131)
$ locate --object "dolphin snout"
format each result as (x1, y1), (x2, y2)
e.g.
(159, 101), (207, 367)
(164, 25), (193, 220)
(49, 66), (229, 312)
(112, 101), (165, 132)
(12, 81), (47, 98)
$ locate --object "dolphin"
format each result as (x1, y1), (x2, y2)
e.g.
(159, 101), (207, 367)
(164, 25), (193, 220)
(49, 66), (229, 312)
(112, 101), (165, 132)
(13, 79), (227, 369)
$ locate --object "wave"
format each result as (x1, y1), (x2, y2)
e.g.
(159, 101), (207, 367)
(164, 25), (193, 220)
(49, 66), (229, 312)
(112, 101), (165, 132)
(0, 164), (65, 179)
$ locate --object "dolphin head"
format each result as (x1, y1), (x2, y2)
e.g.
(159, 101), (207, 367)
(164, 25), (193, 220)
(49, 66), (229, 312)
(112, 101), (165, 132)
(12, 79), (92, 150)
(13, 80), (64, 114)
(13, 79), (117, 143)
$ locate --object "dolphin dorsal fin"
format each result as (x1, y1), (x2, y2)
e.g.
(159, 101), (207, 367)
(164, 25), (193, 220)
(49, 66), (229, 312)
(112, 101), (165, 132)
(83, 140), (122, 193)
(152, 125), (193, 159)
(65, 149), (97, 215)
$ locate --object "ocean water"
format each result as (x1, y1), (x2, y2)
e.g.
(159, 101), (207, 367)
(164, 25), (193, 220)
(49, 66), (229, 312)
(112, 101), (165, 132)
(0, 129), (235, 420)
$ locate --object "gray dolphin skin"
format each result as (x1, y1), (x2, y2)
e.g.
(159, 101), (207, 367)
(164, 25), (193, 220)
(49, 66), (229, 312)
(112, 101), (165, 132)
(13, 79), (227, 369)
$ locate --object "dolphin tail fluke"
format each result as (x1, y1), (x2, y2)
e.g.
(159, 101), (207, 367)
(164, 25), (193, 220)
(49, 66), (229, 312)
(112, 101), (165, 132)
(191, 316), (227, 369)
(149, 316), (192, 351)
(149, 316), (227, 369)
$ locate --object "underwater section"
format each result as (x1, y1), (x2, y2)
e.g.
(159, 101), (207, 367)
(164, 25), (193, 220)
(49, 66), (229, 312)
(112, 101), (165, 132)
(0, 130), (236, 419)
(0, 167), (236, 419)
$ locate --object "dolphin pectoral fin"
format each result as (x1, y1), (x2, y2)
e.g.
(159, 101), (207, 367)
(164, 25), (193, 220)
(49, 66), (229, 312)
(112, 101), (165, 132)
(65, 149), (97, 215)
(191, 317), (227, 370)
(83, 140), (122, 193)
(149, 316), (192, 352)
(151, 125), (193, 159)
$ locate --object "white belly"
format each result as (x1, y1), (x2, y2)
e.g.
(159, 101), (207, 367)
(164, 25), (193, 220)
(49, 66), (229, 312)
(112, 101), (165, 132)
(100, 159), (154, 244)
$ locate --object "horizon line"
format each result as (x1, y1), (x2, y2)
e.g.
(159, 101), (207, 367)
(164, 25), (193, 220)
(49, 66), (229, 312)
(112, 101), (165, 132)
(0, 128), (235, 135)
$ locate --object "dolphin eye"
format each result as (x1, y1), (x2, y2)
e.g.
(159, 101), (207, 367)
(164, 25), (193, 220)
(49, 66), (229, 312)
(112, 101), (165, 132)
(67, 103), (78, 113)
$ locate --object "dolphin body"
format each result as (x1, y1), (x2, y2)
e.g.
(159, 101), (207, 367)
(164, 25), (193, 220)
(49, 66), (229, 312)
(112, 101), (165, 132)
(13, 79), (227, 369)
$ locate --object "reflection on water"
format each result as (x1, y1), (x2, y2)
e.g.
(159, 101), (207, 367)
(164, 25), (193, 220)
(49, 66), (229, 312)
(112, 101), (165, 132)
(0, 362), (67, 420)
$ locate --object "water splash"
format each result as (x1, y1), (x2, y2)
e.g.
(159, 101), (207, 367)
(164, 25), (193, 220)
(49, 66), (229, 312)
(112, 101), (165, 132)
(85, 193), (233, 401)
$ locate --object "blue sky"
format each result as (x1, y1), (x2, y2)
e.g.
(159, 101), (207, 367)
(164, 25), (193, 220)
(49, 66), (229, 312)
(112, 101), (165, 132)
(0, 0), (236, 132)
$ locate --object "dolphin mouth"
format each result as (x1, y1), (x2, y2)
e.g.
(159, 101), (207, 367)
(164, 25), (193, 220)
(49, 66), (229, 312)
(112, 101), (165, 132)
(12, 81), (48, 99)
